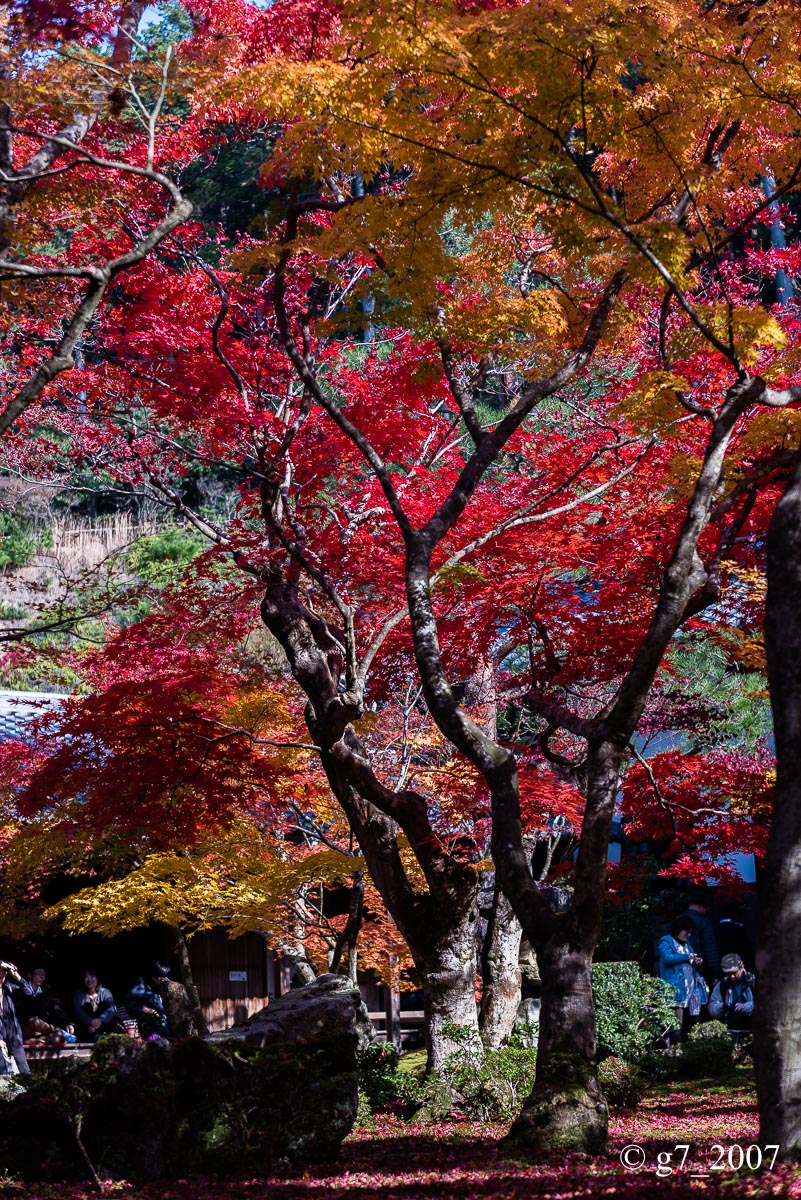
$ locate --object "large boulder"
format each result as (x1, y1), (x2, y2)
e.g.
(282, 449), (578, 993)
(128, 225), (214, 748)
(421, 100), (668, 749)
(0, 975), (372, 1183)
(208, 971), (374, 1055)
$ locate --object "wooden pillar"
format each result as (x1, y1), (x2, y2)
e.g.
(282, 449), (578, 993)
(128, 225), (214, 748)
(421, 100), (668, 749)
(266, 945), (278, 1001)
(385, 955), (401, 1051)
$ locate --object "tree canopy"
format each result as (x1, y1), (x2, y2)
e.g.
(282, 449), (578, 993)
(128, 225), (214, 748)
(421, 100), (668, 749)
(2, 0), (801, 1159)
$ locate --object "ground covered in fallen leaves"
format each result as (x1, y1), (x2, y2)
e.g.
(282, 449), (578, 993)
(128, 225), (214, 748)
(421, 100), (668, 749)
(3, 1075), (799, 1199)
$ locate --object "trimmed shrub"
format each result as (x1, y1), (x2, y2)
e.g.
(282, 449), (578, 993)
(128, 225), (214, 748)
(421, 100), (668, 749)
(592, 961), (675, 1063)
(358, 1042), (406, 1110)
(676, 1020), (734, 1078)
(597, 1057), (646, 1109)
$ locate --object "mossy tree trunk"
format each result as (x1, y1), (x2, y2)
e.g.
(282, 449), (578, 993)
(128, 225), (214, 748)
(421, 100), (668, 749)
(493, 742), (621, 1157)
(503, 939), (606, 1156)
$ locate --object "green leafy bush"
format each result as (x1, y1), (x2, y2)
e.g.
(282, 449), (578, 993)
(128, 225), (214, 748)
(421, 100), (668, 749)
(592, 961), (676, 1063)
(356, 1041), (422, 1124)
(358, 1042), (405, 1110)
(354, 1090), (374, 1128)
(676, 1020), (734, 1079)
(127, 527), (203, 585)
(597, 1057), (645, 1109)
(414, 1025), (538, 1123)
(358, 1027), (538, 1124)
(0, 513), (36, 570)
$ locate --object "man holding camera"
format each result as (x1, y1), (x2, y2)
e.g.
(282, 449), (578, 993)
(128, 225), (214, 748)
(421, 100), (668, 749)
(708, 953), (755, 1039)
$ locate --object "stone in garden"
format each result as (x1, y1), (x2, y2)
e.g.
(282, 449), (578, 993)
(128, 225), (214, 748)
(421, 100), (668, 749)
(0, 974), (372, 1182)
(209, 970), (374, 1055)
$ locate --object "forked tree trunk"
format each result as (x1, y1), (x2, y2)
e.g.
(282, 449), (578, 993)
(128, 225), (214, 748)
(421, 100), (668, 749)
(259, 582), (485, 1078)
(480, 886), (523, 1050)
(755, 450), (801, 1153)
(494, 742), (621, 1157)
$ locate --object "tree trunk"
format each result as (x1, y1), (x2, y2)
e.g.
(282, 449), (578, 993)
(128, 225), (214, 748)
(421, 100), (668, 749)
(259, 580), (484, 1078)
(168, 925), (209, 1037)
(480, 885), (523, 1050)
(283, 952), (317, 986)
(504, 939), (606, 1157)
(420, 907), (481, 1073)
(493, 742), (621, 1157)
(755, 449), (801, 1153)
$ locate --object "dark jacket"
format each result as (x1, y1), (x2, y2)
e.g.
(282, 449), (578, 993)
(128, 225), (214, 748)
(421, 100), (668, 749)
(717, 918), (753, 969)
(73, 986), (117, 1037)
(0, 984), (24, 1054)
(126, 978), (168, 1032)
(708, 972), (755, 1034)
(680, 908), (720, 980)
(15, 980), (69, 1029)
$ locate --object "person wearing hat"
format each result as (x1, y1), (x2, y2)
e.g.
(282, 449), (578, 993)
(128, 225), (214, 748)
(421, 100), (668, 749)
(126, 962), (170, 1037)
(657, 917), (708, 1037)
(708, 953), (754, 1039)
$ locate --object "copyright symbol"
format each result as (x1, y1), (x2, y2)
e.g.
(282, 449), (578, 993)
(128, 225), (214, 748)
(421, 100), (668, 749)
(620, 1144), (646, 1171)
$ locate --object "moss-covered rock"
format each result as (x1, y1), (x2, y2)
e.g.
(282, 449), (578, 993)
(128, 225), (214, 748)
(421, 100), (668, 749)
(0, 976), (370, 1183)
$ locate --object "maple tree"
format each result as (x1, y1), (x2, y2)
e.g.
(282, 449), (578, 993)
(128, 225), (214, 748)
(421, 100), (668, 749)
(0, 561), (420, 997)
(184, 0), (801, 1154)
(5, 0), (801, 1161)
(0, 0), (193, 440)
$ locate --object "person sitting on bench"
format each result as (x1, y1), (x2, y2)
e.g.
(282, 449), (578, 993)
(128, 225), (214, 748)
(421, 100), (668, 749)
(16, 966), (76, 1043)
(73, 969), (117, 1041)
(126, 962), (170, 1037)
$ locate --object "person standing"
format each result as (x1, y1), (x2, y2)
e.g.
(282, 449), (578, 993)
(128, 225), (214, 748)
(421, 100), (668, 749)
(716, 904), (754, 971)
(0, 961), (29, 1074)
(679, 892), (720, 983)
(657, 917), (708, 1037)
